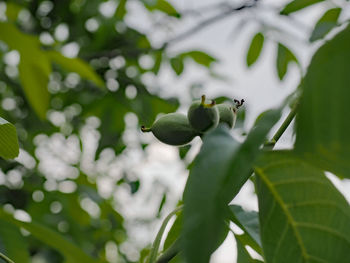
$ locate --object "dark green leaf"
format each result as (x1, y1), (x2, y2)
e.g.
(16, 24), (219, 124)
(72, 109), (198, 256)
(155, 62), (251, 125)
(182, 109), (281, 263)
(255, 151), (350, 263)
(0, 219), (30, 263)
(181, 51), (217, 68)
(246, 33), (264, 67)
(276, 43), (298, 80)
(236, 237), (263, 263)
(310, 8), (341, 42)
(170, 57), (184, 75)
(281, 0), (324, 15)
(229, 205), (261, 251)
(0, 117), (19, 159)
(295, 24), (350, 177)
(178, 144), (191, 160)
(47, 51), (104, 88)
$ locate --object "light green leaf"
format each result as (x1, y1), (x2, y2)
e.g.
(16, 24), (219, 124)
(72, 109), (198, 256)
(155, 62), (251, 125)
(276, 43), (298, 80)
(180, 50), (217, 68)
(152, 51), (163, 74)
(144, 0), (180, 18)
(115, 0), (128, 19)
(310, 8), (341, 42)
(295, 24), (350, 177)
(0, 210), (100, 263)
(182, 109), (281, 263)
(47, 51), (104, 88)
(246, 32), (264, 67)
(0, 219), (30, 263)
(255, 151), (350, 263)
(0, 117), (19, 159)
(170, 56), (184, 75)
(0, 22), (50, 119)
(280, 0), (324, 15)
(5, 2), (22, 21)
(19, 53), (51, 119)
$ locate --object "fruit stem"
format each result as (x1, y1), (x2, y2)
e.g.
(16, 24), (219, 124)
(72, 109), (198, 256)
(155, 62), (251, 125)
(0, 252), (14, 263)
(141, 126), (151, 132)
(201, 95), (206, 104)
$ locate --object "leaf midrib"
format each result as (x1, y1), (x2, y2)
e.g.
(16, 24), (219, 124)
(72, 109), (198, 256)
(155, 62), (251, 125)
(255, 167), (309, 262)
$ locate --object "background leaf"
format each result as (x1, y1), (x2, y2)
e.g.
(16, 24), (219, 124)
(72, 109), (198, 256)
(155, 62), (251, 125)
(170, 56), (184, 75)
(280, 0), (324, 15)
(296, 24), (350, 177)
(276, 43), (298, 80)
(0, 117), (19, 159)
(0, 210), (99, 263)
(246, 32), (264, 67)
(47, 51), (104, 88)
(143, 0), (180, 17)
(0, 219), (30, 263)
(182, 109), (280, 263)
(309, 8), (341, 42)
(255, 151), (350, 263)
(180, 51), (217, 68)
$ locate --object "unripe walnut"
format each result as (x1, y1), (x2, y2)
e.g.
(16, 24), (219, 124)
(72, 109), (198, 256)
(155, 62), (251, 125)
(141, 113), (198, 146)
(187, 95), (219, 132)
(216, 104), (236, 129)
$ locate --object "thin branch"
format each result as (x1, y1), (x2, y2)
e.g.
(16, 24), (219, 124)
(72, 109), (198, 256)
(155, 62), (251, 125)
(162, 0), (260, 48)
(0, 252), (15, 263)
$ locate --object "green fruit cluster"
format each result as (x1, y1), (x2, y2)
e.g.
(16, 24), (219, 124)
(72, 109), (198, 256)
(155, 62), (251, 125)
(141, 95), (244, 146)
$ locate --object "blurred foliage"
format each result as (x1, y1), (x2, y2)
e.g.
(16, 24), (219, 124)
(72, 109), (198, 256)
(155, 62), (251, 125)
(1, 0), (349, 262)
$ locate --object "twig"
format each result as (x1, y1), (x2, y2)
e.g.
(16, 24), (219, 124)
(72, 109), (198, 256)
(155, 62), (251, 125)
(264, 101), (299, 149)
(162, 0), (260, 48)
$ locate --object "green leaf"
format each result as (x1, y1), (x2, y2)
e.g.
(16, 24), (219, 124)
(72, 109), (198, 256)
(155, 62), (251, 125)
(0, 219), (30, 263)
(47, 51), (104, 88)
(144, 0), (180, 18)
(170, 56), (184, 75)
(180, 51), (217, 68)
(228, 205), (262, 253)
(164, 212), (182, 251)
(295, 24), (350, 177)
(246, 32), (264, 67)
(0, 210), (99, 263)
(280, 0), (324, 15)
(182, 109), (281, 263)
(5, 2), (22, 21)
(147, 206), (182, 263)
(276, 43), (298, 80)
(0, 22), (50, 119)
(309, 8), (341, 42)
(115, 0), (128, 19)
(152, 51), (163, 74)
(18, 53), (51, 119)
(0, 117), (19, 159)
(255, 151), (350, 263)
(236, 237), (263, 263)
